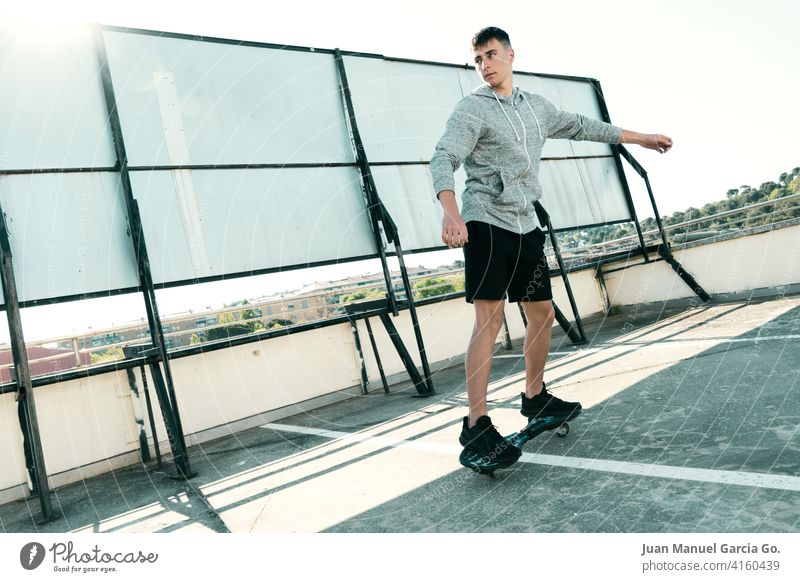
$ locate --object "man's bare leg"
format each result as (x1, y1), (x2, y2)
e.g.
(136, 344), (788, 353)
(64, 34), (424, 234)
(520, 300), (555, 398)
(465, 299), (506, 427)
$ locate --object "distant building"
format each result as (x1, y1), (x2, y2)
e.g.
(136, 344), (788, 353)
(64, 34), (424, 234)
(0, 346), (92, 383)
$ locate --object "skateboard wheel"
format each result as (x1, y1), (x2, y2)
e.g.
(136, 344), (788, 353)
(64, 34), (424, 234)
(556, 423), (569, 438)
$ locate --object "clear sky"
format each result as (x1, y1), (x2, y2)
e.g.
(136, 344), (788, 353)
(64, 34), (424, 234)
(2, 0), (798, 341)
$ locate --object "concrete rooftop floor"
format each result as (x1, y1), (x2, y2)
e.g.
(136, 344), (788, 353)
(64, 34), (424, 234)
(2, 293), (799, 533)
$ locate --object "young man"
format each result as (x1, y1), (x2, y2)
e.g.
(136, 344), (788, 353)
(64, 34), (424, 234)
(430, 27), (672, 469)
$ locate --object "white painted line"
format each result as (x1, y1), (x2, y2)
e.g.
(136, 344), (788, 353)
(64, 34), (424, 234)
(262, 422), (800, 493)
(518, 453), (800, 491)
(495, 351), (595, 358)
(262, 422), (455, 455)
(624, 334), (800, 344)
(494, 334), (800, 359)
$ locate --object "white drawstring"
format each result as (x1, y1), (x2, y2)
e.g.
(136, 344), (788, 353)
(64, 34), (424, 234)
(491, 90), (521, 142)
(489, 86), (544, 232)
(512, 106), (530, 215)
(521, 92), (543, 139)
(512, 106), (532, 176)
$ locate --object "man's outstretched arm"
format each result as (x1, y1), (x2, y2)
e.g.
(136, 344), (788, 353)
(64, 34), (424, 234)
(619, 130), (673, 153)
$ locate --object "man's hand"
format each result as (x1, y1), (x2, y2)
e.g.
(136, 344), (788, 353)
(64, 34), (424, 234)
(442, 212), (469, 248)
(437, 190), (469, 248)
(620, 130), (673, 154)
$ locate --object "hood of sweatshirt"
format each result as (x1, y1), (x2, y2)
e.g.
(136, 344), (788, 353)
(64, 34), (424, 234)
(471, 84), (544, 142)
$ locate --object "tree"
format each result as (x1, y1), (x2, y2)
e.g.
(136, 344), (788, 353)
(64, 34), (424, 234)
(206, 323), (252, 341)
(340, 291), (367, 303)
(414, 277), (456, 299)
(91, 347), (124, 364)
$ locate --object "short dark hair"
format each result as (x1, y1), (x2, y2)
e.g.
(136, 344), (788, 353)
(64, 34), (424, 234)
(471, 27), (511, 50)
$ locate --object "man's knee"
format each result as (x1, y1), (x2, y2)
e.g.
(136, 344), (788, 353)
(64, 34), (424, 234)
(524, 300), (555, 326)
(473, 300), (505, 333)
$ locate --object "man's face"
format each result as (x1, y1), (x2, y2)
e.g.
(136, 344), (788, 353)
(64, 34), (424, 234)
(473, 38), (514, 87)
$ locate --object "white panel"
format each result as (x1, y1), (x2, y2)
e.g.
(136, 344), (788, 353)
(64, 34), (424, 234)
(132, 167), (377, 283)
(344, 57), (466, 163)
(377, 166), (467, 252)
(0, 173), (139, 303)
(102, 31), (354, 166)
(368, 65), (630, 237)
(539, 157), (629, 229)
(457, 68), (483, 99)
(515, 74), (614, 158)
(0, 23), (116, 170)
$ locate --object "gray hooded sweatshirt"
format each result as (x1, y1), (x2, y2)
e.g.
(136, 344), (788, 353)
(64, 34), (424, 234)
(430, 84), (622, 234)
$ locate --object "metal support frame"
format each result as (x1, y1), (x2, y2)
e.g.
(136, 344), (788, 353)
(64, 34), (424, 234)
(616, 145), (710, 302)
(334, 49), (398, 315)
(124, 366), (150, 463)
(378, 313), (428, 395)
(595, 261), (613, 316)
(345, 300), (426, 394)
(94, 26), (194, 479)
(535, 202), (588, 345)
(501, 314), (513, 350)
(0, 210), (57, 523)
(122, 345), (163, 469)
(364, 318), (390, 394)
(591, 80), (650, 262)
(348, 318), (370, 394)
(334, 48), (433, 396)
(138, 363), (163, 469)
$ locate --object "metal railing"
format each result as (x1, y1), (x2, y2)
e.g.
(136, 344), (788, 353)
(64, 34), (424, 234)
(555, 193), (800, 268)
(0, 269), (466, 377)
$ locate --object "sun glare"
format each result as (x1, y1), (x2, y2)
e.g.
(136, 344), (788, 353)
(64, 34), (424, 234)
(1, 11), (96, 48)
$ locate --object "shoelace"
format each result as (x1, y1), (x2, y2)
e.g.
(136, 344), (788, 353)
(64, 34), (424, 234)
(478, 422), (504, 443)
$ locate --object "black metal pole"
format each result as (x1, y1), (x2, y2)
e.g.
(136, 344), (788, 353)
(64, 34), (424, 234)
(616, 145), (670, 251)
(364, 318), (390, 394)
(535, 203), (587, 344)
(391, 240), (435, 395)
(334, 48), (434, 396)
(0, 210), (56, 522)
(501, 314), (513, 350)
(139, 364), (163, 469)
(378, 313), (428, 395)
(124, 367), (151, 463)
(616, 146), (710, 302)
(333, 49), (398, 315)
(591, 80), (650, 262)
(349, 319), (370, 394)
(93, 25), (194, 478)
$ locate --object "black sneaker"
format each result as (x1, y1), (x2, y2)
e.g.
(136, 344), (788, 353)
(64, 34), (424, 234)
(520, 382), (582, 420)
(459, 415), (521, 467)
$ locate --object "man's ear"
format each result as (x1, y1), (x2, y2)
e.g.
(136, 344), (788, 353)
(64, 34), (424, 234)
(508, 47), (515, 64)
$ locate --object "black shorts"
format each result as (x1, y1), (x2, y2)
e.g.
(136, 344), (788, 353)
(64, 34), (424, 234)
(463, 221), (552, 303)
